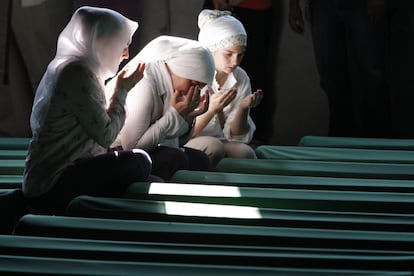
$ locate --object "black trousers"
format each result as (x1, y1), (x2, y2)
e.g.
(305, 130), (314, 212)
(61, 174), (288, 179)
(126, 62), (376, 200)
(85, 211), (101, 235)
(27, 150), (152, 215)
(149, 145), (211, 181)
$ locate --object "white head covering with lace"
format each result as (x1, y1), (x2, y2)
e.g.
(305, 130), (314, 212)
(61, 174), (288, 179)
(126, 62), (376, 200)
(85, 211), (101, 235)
(198, 9), (247, 52)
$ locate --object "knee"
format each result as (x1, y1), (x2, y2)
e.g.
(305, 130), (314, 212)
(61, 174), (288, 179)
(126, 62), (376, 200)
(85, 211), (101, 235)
(198, 137), (225, 168)
(242, 145), (257, 159)
(118, 149), (152, 179)
(132, 149), (153, 173)
(186, 136), (225, 168)
(225, 142), (257, 159)
(205, 138), (225, 167)
(149, 147), (189, 180)
(132, 148), (152, 166)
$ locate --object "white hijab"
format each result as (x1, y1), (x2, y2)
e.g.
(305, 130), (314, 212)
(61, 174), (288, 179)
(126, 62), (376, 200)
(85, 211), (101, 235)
(198, 9), (247, 51)
(54, 6), (138, 81)
(125, 35), (215, 86)
(31, 6), (138, 132)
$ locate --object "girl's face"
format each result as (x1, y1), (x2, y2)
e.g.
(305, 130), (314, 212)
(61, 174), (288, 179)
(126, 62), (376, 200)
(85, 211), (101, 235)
(212, 45), (246, 74)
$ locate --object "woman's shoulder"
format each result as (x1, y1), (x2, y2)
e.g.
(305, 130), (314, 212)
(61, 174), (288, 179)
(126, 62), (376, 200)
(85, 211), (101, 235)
(55, 58), (98, 91)
(59, 59), (94, 78)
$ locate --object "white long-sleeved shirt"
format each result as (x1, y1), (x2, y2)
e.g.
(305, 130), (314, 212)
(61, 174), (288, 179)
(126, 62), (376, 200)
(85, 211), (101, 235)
(197, 66), (256, 143)
(112, 61), (191, 151)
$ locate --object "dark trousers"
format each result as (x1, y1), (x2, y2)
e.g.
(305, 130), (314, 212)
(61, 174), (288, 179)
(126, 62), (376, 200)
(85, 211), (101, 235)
(309, 0), (391, 138)
(386, 0), (414, 138)
(149, 145), (211, 181)
(27, 150), (152, 215)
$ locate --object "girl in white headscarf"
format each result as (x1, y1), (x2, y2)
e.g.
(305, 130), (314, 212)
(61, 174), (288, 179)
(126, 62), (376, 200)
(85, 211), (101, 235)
(23, 6), (152, 215)
(185, 9), (263, 168)
(107, 35), (215, 180)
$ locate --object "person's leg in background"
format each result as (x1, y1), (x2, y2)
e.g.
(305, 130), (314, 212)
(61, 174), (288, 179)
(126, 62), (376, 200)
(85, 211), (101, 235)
(346, 0), (390, 138)
(386, 0), (414, 138)
(309, 0), (359, 137)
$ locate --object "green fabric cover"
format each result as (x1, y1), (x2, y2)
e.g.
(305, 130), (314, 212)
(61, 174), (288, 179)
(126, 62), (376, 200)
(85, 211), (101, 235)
(0, 159), (25, 175)
(1, 235), (413, 273)
(299, 136), (414, 150)
(2, 255), (409, 276)
(171, 170), (414, 193)
(0, 255), (308, 275)
(14, 214), (414, 251)
(215, 158), (414, 180)
(123, 182), (414, 213)
(0, 137), (30, 150)
(0, 175), (23, 189)
(255, 145), (414, 163)
(66, 195), (414, 231)
(0, 150), (27, 160)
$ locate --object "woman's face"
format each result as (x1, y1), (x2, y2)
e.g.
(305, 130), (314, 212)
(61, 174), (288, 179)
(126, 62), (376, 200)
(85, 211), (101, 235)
(120, 46), (130, 62)
(95, 23), (131, 76)
(96, 34), (131, 78)
(169, 68), (206, 94)
(212, 45), (246, 74)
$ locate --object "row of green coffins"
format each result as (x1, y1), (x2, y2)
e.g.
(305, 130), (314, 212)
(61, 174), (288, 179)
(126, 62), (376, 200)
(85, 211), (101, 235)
(2, 136), (414, 274)
(2, 233), (413, 275)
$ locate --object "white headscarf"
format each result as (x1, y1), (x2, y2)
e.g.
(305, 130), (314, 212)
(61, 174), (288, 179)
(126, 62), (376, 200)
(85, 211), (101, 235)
(55, 6), (138, 81)
(198, 9), (247, 52)
(127, 35), (215, 86)
(31, 6), (138, 131)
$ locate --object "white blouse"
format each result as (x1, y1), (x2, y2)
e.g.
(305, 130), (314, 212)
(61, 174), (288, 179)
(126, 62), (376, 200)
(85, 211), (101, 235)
(112, 61), (191, 152)
(197, 66), (256, 143)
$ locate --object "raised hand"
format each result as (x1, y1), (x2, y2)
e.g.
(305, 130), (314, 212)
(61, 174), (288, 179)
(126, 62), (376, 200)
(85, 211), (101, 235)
(209, 87), (237, 114)
(188, 92), (209, 117)
(239, 89), (263, 110)
(172, 85), (208, 121)
(116, 62), (145, 92)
